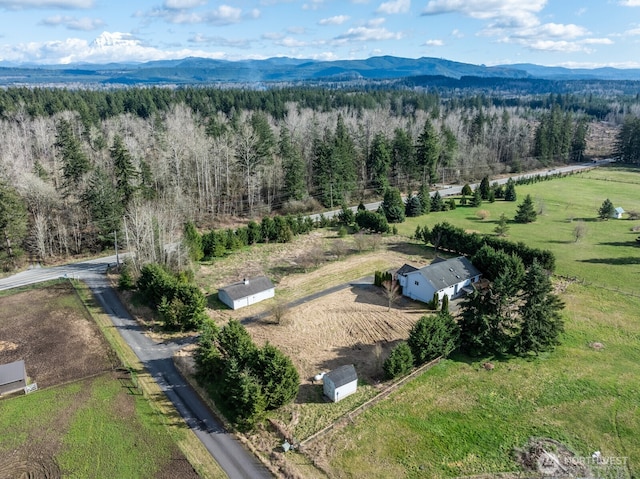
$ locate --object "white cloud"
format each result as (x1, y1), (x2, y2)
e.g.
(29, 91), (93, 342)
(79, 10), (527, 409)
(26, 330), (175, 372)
(334, 26), (403, 42)
(0, 0), (92, 8)
(41, 15), (105, 31)
(424, 39), (444, 46)
(511, 23), (589, 40)
(367, 17), (386, 27)
(625, 27), (640, 35)
(319, 15), (350, 25)
(154, 5), (260, 25)
(619, 0), (640, 6)
(276, 37), (308, 48)
(163, 0), (207, 9)
(0, 31), (229, 64)
(422, 0), (545, 28)
(376, 0), (410, 15)
(302, 0), (324, 10)
(262, 32), (284, 40)
(287, 26), (307, 34)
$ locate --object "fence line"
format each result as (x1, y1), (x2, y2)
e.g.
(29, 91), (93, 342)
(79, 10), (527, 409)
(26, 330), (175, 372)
(300, 356), (442, 448)
(553, 274), (640, 299)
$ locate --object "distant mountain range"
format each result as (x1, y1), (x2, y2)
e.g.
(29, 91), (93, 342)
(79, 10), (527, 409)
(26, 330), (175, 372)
(1, 55), (639, 87)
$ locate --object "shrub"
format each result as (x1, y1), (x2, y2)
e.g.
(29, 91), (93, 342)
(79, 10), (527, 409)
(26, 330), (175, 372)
(476, 209), (490, 220)
(408, 312), (460, 365)
(383, 342), (414, 379)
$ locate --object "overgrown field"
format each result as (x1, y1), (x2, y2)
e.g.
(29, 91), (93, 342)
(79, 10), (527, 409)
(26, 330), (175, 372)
(317, 165), (640, 477)
(0, 282), (200, 479)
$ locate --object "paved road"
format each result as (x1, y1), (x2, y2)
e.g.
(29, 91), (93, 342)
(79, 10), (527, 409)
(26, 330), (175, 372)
(0, 260), (271, 479)
(309, 158), (614, 220)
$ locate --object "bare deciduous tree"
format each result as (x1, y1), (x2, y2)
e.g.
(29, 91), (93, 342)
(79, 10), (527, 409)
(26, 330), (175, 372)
(382, 279), (402, 311)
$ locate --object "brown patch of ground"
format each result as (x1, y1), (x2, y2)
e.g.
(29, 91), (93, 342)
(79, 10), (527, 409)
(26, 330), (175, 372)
(155, 449), (200, 479)
(246, 285), (430, 384)
(0, 282), (114, 388)
(0, 283), (113, 387)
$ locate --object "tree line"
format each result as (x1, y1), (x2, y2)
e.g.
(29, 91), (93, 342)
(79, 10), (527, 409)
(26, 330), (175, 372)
(0, 85), (637, 270)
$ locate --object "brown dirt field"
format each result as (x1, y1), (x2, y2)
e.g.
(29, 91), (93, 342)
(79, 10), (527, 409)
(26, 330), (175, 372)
(0, 282), (115, 388)
(246, 284), (431, 385)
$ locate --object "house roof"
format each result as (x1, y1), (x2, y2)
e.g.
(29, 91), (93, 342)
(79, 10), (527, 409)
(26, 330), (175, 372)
(614, 207), (625, 214)
(219, 276), (274, 301)
(396, 263), (419, 276)
(325, 364), (357, 388)
(410, 256), (481, 291)
(0, 360), (26, 386)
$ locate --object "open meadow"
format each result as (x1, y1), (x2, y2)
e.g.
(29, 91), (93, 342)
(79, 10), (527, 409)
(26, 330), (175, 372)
(195, 164), (640, 478)
(0, 281), (201, 479)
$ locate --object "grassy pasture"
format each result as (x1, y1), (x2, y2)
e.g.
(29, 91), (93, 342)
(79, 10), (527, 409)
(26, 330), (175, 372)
(0, 282), (206, 479)
(320, 165), (640, 478)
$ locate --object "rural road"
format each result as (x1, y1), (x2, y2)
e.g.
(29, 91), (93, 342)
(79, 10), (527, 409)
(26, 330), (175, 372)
(309, 158), (614, 220)
(0, 261), (272, 479)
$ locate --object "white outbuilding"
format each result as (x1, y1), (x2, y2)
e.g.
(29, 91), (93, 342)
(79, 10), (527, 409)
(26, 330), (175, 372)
(217, 276), (275, 310)
(0, 360), (27, 396)
(323, 364), (358, 402)
(612, 207), (625, 219)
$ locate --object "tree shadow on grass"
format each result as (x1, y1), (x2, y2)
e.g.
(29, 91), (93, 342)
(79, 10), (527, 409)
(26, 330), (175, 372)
(580, 257), (640, 265)
(598, 241), (640, 247)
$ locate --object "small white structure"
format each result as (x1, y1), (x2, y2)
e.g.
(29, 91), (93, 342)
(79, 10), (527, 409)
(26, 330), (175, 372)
(323, 364), (358, 402)
(217, 276), (275, 310)
(612, 207), (625, 219)
(397, 256), (481, 304)
(0, 360), (27, 396)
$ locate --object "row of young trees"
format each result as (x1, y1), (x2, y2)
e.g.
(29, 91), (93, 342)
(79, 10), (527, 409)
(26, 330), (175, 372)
(194, 319), (299, 430)
(0, 84), (615, 269)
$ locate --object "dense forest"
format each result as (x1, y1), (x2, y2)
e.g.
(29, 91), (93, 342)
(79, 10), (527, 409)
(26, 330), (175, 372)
(1, 85), (639, 270)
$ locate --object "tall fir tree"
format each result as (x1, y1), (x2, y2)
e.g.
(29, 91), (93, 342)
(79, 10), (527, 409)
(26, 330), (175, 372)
(55, 119), (91, 191)
(415, 119), (440, 185)
(368, 132), (391, 195)
(279, 127), (306, 202)
(111, 134), (138, 205)
(514, 194), (537, 223)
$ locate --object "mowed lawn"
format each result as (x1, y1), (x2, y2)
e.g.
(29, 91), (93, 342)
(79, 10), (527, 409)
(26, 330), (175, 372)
(326, 165), (640, 478)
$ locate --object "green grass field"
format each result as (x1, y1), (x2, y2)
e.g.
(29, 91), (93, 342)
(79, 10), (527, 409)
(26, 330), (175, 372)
(325, 165), (640, 478)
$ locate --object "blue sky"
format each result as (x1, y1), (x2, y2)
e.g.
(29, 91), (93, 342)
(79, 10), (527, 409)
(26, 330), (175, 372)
(1, 0), (639, 67)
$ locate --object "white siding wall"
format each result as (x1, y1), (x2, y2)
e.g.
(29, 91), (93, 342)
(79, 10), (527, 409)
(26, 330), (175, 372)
(219, 288), (275, 310)
(335, 380), (357, 402)
(403, 272), (437, 303)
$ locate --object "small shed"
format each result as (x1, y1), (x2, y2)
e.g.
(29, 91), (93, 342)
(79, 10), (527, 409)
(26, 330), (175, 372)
(612, 207), (625, 219)
(0, 360), (27, 396)
(218, 276), (275, 310)
(323, 364), (357, 402)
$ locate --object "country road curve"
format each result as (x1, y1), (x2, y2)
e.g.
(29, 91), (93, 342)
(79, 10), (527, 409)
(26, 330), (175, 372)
(0, 260), (272, 479)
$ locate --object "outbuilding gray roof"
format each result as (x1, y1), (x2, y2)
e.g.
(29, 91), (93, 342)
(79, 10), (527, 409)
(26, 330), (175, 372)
(218, 276), (274, 301)
(396, 263), (419, 276)
(614, 207), (625, 214)
(413, 256), (481, 291)
(324, 364), (357, 388)
(0, 360), (26, 386)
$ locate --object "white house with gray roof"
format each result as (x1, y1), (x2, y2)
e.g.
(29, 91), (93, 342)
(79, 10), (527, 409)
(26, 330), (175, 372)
(397, 256), (481, 304)
(218, 276), (275, 310)
(323, 364), (357, 402)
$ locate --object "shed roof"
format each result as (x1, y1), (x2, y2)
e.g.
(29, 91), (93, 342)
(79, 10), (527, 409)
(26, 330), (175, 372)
(325, 364), (357, 388)
(411, 256), (481, 291)
(0, 360), (26, 386)
(219, 276), (274, 301)
(614, 207), (625, 214)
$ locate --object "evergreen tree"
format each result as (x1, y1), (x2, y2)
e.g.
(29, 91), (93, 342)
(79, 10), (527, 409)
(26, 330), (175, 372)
(380, 187), (406, 223)
(417, 183), (431, 214)
(279, 127), (306, 202)
(415, 119), (440, 185)
(504, 178), (517, 201)
(183, 221), (203, 262)
(110, 134), (138, 204)
(405, 193), (422, 217)
(430, 190), (444, 212)
(368, 132), (391, 194)
(598, 198), (615, 220)
(570, 117), (588, 162)
(470, 187), (482, 207)
(408, 312), (460, 364)
(514, 261), (565, 355)
(383, 342), (414, 379)
(218, 319), (257, 368)
(479, 176), (491, 200)
(461, 183), (473, 196)
(55, 119), (91, 190)
(614, 116), (640, 164)
(82, 167), (123, 242)
(337, 203), (355, 225)
(494, 213), (510, 237)
(252, 343), (300, 409)
(391, 127), (417, 184)
(514, 194), (537, 223)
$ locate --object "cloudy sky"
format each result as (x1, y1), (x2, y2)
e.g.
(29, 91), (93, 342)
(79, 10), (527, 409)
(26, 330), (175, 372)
(1, 0), (639, 67)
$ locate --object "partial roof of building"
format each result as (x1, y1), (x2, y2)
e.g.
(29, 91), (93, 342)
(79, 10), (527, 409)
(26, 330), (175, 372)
(325, 364), (357, 388)
(0, 360), (26, 386)
(396, 263), (419, 276)
(614, 207), (625, 214)
(218, 276), (274, 301)
(414, 256), (481, 291)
